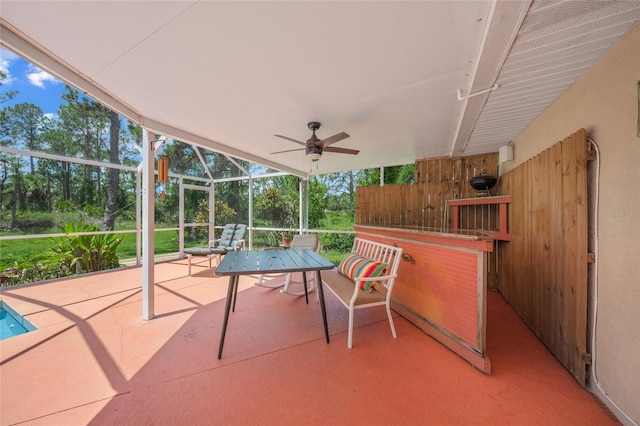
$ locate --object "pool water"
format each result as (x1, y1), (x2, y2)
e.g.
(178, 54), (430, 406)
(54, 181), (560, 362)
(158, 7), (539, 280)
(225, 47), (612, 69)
(0, 301), (37, 340)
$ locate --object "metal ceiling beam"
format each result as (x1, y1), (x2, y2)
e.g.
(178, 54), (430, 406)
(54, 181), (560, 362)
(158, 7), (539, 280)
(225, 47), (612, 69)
(0, 19), (308, 181)
(141, 116), (308, 179)
(449, 0), (533, 157)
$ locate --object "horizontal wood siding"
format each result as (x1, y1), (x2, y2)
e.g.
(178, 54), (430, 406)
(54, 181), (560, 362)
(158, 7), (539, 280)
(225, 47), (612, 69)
(395, 243), (481, 348)
(498, 129), (589, 386)
(355, 226), (490, 371)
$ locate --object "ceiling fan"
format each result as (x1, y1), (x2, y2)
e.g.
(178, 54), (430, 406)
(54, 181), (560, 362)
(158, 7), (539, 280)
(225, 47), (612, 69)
(271, 121), (359, 160)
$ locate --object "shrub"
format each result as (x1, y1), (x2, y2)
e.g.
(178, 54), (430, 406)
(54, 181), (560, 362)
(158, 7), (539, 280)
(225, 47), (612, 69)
(13, 217), (54, 232)
(53, 199), (76, 212)
(1, 221), (130, 287)
(192, 200), (236, 241)
(1, 257), (72, 286)
(83, 205), (104, 218)
(49, 221), (123, 274)
(321, 232), (354, 252)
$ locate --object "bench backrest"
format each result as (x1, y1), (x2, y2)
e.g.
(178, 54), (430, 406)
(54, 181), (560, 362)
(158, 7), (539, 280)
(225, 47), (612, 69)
(351, 237), (403, 292)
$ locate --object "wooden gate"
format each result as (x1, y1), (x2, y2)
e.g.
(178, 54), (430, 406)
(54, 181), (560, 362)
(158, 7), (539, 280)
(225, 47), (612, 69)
(498, 129), (590, 385)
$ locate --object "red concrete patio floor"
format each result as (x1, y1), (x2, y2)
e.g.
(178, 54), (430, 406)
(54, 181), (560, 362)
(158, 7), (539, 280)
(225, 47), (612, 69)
(0, 260), (618, 425)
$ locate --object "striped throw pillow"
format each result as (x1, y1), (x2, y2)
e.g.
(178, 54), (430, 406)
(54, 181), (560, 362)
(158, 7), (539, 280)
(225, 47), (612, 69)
(337, 254), (388, 293)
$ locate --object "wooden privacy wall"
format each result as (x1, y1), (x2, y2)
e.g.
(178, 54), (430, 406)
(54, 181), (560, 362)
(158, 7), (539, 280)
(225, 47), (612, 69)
(498, 128), (589, 386)
(356, 153), (498, 229)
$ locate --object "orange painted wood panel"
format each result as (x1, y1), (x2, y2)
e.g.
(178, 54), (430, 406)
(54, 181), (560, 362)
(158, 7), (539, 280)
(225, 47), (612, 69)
(355, 226), (488, 354)
(356, 225), (494, 252)
(396, 243), (481, 348)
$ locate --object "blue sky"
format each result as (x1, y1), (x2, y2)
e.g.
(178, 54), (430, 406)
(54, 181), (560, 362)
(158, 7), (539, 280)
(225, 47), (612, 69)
(1, 47), (65, 117)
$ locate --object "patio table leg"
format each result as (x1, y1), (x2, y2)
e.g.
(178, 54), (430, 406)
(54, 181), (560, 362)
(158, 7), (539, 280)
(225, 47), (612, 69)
(316, 271), (330, 343)
(302, 272), (309, 304)
(232, 274), (239, 312)
(218, 274), (237, 359)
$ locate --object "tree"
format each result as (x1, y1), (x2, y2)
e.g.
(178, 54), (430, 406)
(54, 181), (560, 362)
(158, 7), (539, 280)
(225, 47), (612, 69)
(0, 70), (17, 104)
(192, 199), (236, 241)
(159, 141), (198, 223)
(0, 98), (13, 216)
(103, 110), (121, 230)
(0, 154), (23, 226)
(205, 149), (252, 222)
(22, 173), (48, 211)
(256, 186), (294, 228)
(356, 164), (415, 187)
(42, 128), (75, 203)
(396, 164), (416, 184)
(59, 86), (109, 207)
(5, 103), (46, 174)
(0, 102), (46, 224)
(9, 157), (23, 228)
(322, 170), (361, 217)
(308, 176), (328, 228)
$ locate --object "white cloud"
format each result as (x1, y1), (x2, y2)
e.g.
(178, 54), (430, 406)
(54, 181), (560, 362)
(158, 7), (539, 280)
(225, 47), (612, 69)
(0, 61), (11, 83)
(0, 48), (18, 84)
(27, 65), (58, 88)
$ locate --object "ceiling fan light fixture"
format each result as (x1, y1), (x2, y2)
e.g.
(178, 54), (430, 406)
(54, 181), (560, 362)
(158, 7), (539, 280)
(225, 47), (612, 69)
(307, 148), (322, 160)
(306, 143), (322, 160)
(272, 121), (354, 159)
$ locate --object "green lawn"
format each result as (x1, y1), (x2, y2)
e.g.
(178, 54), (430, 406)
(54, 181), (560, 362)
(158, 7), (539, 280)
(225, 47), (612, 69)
(0, 228), (184, 270)
(1, 208), (355, 268)
(1, 229), (351, 270)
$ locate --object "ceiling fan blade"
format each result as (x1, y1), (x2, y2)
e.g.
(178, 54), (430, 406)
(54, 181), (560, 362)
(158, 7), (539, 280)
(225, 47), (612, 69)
(324, 146), (359, 155)
(270, 148), (305, 154)
(274, 135), (307, 147)
(318, 132), (350, 147)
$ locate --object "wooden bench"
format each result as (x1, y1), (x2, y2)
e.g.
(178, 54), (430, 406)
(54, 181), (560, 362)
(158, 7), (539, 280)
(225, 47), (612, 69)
(321, 238), (403, 348)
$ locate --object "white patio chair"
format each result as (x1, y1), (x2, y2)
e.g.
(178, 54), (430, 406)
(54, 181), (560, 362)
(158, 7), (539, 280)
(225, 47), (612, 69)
(254, 234), (320, 297)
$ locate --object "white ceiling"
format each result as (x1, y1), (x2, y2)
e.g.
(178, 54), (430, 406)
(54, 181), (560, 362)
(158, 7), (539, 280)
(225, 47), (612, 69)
(1, 1), (639, 178)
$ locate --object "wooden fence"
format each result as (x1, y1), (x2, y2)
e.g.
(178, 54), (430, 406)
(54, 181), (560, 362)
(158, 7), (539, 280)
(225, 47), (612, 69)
(354, 134), (591, 386)
(356, 153), (499, 229)
(498, 128), (590, 386)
